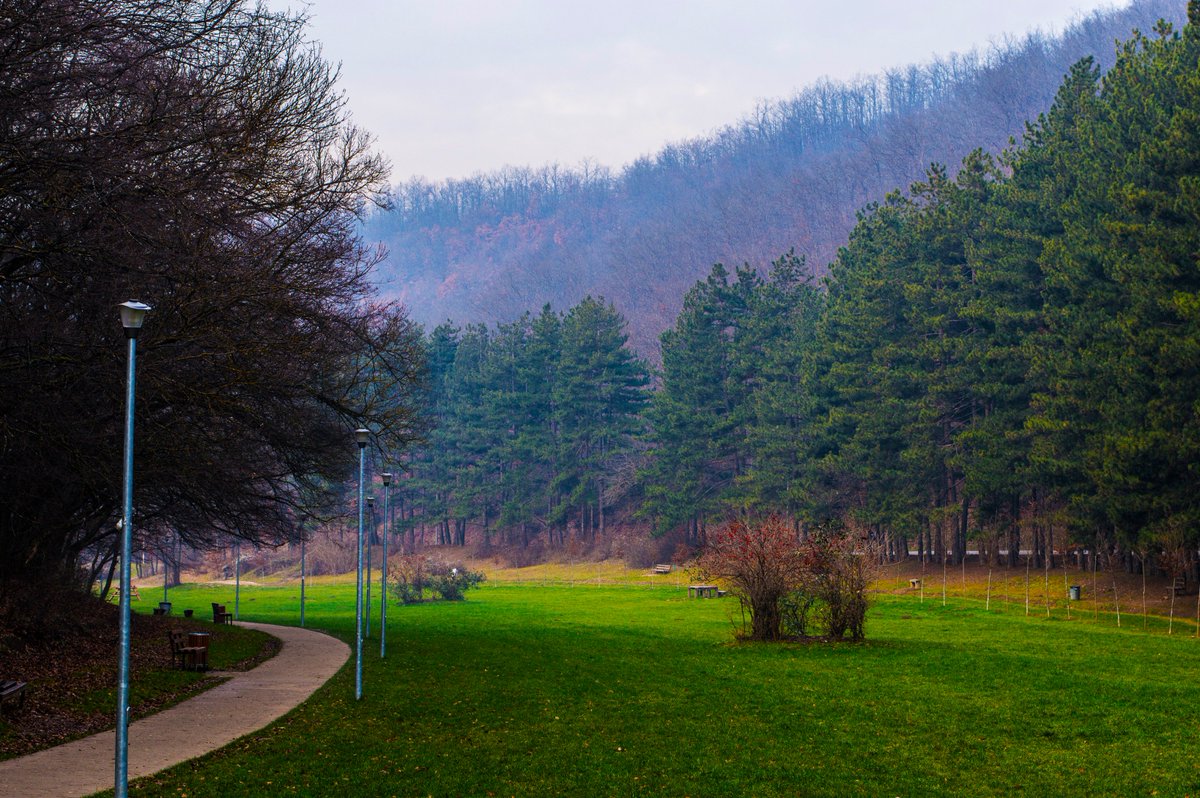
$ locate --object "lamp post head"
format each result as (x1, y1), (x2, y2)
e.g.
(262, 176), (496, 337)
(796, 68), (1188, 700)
(367, 496), (375, 508)
(381, 472), (393, 486)
(118, 301), (152, 339)
(355, 428), (369, 448)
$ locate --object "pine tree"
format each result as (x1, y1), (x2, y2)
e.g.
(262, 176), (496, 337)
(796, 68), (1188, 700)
(554, 298), (650, 540)
(641, 264), (755, 538)
(739, 252), (824, 519)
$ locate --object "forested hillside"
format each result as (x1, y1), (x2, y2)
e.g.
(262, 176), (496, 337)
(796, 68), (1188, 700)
(395, 4), (1200, 578)
(367, 0), (1183, 353)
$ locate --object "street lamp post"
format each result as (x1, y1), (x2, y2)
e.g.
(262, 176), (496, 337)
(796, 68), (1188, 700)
(354, 428), (369, 700)
(115, 300), (150, 798)
(234, 541), (241, 621)
(380, 472), (392, 658)
(300, 535), (306, 628)
(366, 496), (374, 638)
(162, 538), (169, 606)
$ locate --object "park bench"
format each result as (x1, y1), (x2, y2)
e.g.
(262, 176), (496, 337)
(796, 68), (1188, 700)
(212, 602), (233, 624)
(909, 578), (922, 588)
(653, 564), (672, 575)
(0, 680), (28, 713)
(168, 631), (209, 671)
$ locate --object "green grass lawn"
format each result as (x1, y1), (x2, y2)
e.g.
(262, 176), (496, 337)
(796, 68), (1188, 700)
(65, 622), (271, 717)
(124, 580), (1200, 797)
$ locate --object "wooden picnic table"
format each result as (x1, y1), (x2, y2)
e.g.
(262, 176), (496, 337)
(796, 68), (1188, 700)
(688, 584), (720, 599)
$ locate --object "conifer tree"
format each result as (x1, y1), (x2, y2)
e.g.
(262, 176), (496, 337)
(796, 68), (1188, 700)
(554, 298), (650, 539)
(641, 265), (756, 538)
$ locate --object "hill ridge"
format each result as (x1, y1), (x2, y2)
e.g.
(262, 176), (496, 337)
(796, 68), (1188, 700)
(367, 0), (1185, 353)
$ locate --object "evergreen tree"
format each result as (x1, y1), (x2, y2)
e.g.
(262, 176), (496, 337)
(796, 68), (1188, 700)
(739, 252), (824, 519)
(1033, 10), (1200, 555)
(555, 297), (650, 539)
(641, 264), (756, 538)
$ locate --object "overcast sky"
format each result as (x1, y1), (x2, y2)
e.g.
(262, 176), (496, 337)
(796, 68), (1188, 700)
(272, 0), (1130, 183)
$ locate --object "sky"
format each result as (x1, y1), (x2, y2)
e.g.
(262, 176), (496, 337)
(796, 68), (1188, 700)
(271, 0), (1131, 183)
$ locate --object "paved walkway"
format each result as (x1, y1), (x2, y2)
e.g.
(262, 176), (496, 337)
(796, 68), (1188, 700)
(0, 622), (349, 798)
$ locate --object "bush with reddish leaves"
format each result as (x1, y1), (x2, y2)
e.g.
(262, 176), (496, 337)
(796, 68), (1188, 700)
(697, 516), (875, 641)
(802, 531), (874, 641)
(696, 517), (809, 641)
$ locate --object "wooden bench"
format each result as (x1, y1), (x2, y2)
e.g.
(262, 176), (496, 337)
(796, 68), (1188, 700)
(0, 680), (28, 713)
(688, 584), (719, 599)
(168, 631), (209, 671)
(212, 602), (233, 625)
(653, 564), (672, 575)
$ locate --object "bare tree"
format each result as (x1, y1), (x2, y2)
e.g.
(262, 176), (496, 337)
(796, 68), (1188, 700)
(0, 1), (423, 590)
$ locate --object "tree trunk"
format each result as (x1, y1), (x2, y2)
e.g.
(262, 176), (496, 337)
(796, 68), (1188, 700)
(934, 519), (945, 566)
(1141, 554), (1148, 630)
(1112, 560), (1122, 628)
(598, 478), (605, 538)
(85, 543), (107, 594)
(1008, 497), (1021, 568)
(1044, 525), (1052, 618)
(958, 492), (970, 567)
(1092, 539), (1099, 622)
(751, 595), (782, 641)
(1024, 539), (1031, 616)
(100, 544), (118, 603)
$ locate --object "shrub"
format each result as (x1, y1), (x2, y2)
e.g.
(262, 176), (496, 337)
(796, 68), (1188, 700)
(779, 587), (819, 638)
(697, 516), (877, 642)
(390, 554), (429, 604)
(696, 517), (808, 641)
(805, 532), (875, 641)
(389, 556), (485, 603)
(427, 562), (486, 601)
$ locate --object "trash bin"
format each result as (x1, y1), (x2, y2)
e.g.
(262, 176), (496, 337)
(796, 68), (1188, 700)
(1068, 585), (1081, 601)
(158, 601), (172, 615)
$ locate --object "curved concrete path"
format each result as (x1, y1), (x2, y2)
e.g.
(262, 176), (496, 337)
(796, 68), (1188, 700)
(0, 622), (348, 798)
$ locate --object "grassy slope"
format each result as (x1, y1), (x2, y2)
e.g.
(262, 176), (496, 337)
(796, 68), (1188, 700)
(125, 579), (1200, 798)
